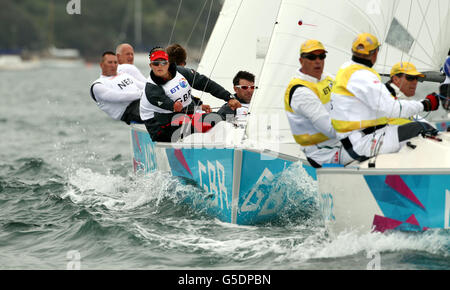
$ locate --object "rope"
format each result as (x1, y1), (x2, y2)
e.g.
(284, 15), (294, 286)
(167, 0), (184, 46)
(185, 0), (209, 48)
(401, 0), (413, 63)
(192, 0), (244, 109)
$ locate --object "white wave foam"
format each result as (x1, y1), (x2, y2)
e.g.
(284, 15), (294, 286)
(61, 167), (186, 211)
(284, 228), (450, 267)
(130, 214), (449, 268)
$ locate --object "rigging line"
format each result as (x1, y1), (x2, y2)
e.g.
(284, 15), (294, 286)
(400, 0), (413, 63)
(193, 0), (244, 102)
(199, 0), (215, 62)
(373, 0), (395, 117)
(191, 0), (215, 111)
(168, 0), (184, 46)
(204, 0), (243, 79)
(416, 0), (439, 67)
(406, 0), (433, 67)
(437, 0), (441, 55)
(184, 0), (209, 47)
(369, 0), (398, 165)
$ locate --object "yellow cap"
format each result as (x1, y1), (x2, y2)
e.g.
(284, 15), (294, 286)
(352, 33), (380, 55)
(300, 39), (327, 54)
(390, 61), (425, 77)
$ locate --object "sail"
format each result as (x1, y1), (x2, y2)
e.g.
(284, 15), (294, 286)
(246, 0), (450, 153)
(192, 0), (282, 108)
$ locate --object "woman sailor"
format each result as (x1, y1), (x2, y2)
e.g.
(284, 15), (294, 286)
(140, 47), (241, 142)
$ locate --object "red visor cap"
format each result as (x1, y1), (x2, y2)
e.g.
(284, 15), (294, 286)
(150, 50), (169, 61)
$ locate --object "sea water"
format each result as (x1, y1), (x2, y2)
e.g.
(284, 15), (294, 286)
(0, 65), (449, 270)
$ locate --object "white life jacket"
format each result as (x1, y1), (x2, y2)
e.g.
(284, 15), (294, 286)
(90, 73), (142, 120)
(140, 71), (193, 120)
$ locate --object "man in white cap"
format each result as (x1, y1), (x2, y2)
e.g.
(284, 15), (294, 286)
(116, 43), (147, 83)
(284, 39), (351, 167)
(330, 33), (440, 164)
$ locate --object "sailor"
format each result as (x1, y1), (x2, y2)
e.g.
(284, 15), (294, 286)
(116, 43), (148, 83)
(90, 51), (145, 125)
(165, 44), (211, 113)
(385, 62), (424, 99)
(166, 43), (187, 67)
(217, 71), (256, 123)
(140, 47), (241, 142)
(284, 40), (351, 167)
(385, 61), (433, 125)
(330, 33), (440, 164)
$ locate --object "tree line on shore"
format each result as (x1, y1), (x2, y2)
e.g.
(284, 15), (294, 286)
(0, 0), (222, 62)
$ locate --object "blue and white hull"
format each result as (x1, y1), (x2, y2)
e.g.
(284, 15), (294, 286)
(130, 123), (315, 225)
(317, 133), (450, 235)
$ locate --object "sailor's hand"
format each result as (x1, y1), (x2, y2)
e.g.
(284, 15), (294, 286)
(174, 101), (183, 112)
(422, 93), (440, 111)
(201, 104), (212, 113)
(228, 98), (241, 110)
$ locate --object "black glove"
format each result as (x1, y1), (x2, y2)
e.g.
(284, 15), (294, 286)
(421, 93), (440, 111)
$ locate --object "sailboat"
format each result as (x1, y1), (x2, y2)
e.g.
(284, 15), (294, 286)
(131, 0), (313, 225)
(304, 0), (450, 235)
(130, 0), (450, 229)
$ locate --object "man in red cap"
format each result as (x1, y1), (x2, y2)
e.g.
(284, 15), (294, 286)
(140, 47), (241, 142)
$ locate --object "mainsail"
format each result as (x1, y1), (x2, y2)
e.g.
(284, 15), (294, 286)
(246, 0), (450, 154)
(192, 0), (449, 155)
(193, 0), (282, 108)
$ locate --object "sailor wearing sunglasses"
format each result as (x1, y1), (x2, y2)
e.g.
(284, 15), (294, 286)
(385, 62), (437, 126)
(217, 71), (256, 123)
(284, 40), (351, 167)
(330, 33), (440, 164)
(385, 62), (425, 100)
(140, 47), (241, 142)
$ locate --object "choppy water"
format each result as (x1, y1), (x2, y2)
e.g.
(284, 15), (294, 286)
(0, 65), (449, 271)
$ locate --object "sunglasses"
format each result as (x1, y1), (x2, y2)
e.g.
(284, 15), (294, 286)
(235, 85), (258, 90)
(302, 53), (326, 60)
(151, 60), (169, 66)
(405, 75), (419, 81)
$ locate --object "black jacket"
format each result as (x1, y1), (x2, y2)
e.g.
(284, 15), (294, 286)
(217, 94), (248, 120)
(144, 63), (232, 116)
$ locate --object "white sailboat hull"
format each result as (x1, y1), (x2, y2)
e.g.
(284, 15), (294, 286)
(130, 123), (316, 225)
(317, 132), (450, 236)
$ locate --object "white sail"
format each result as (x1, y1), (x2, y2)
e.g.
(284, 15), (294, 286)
(246, 0), (450, 154)
(193, 0), (282, 108)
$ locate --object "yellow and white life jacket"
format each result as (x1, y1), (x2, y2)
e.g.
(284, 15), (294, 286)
(284, 73), (334, 146)
(330, 62), (390, 134)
